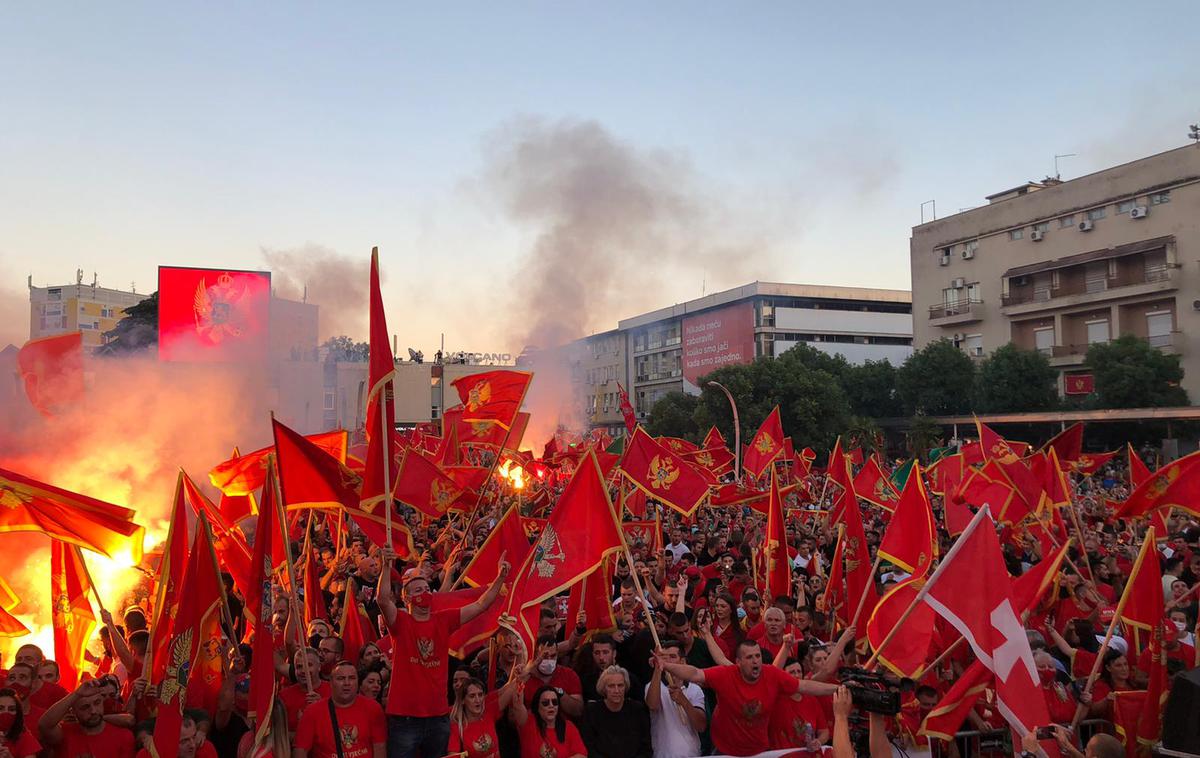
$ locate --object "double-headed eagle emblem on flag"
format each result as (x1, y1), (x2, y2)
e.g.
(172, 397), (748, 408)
(532, 524), (566, 578)
(193, 273), (247, 344)
(754, 432), (775, 455)
(647, 455), (680, 491)
(466, 381), (492, 412)
(160, 628), (195, 706)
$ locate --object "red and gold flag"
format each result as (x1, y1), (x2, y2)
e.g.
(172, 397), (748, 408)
(340, 579), (375, 664)
(1119, 527), (1162, 634)
(247, 460), (283, 758)
(209, 431), (347, 496)
(702, 426), (727, 450)
(462, 506), (530, 588)
(565, 562), (618, 642)
(149, 474), (189, 684)
(1116, 451), (1200, 518)
(302, 530), (327, 627)
(834, 495), (877, 651)
(825, 437), (857, 522)
(853, 455), (901, 511)
(681, 446), (736, 476)
(451, 370), (533, 429)
(658, 437), (698, 455)
(392, 448), (463, 519)
(876, 463), (936, 576)
(0, 606), (28, 638)
(50, 541), (97, 689)
(180, 471), (254, 603)
(272, 418), (363, 511)
(817, 525), (846, 620)
(618, 383), (637, 436)
(763, 470), (790, 601)
(17, 331), (84, 416)
(620, 427), (710, 517)
(1128, 443), (1152, 487)
(621, 520), (659, 552)
(0, 466), (143, 562)
(1136, 621), (1170, 751)
(1040, 423), (1083, 465)
(975, 420), (1030, 463)
(925, 452), (965, 496)
(502, 450), (624, 652)
(743, 406), (785, 478)
(1072, 449), (1119, 475)
(362, 247), (398, 516)
(867, 579), (937, 678)
(152, 514), (227, 758)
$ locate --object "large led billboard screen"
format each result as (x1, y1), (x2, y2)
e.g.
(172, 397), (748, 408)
(158, 266), (271, 362)
(681, 300), (755, 391)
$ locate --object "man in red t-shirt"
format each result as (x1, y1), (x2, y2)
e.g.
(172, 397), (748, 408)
(656, 639), (838, 756)
(280, 648), (332, 734)
(37, 679), (136, 758)
(295, 661), (386, 758)
(377, 547), (510, 758)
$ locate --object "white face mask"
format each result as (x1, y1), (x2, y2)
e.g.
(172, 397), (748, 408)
(1175, 620), (1188, 633)
(537, 658), (558, 676)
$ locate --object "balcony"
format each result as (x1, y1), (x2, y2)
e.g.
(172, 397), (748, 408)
(928, 299), (983, 326)
(1149, 331), (1185, 355)
(1001, 266), (1178, 316)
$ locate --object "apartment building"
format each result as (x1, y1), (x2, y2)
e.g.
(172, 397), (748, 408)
(910, 145), (1200, 399)
(28, 274), (144, 351)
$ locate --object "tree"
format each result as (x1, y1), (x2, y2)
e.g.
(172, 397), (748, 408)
(321, 335), (370, 362)
(896, 339), (976, 415)
(905, 412), (944, 462)
(973, 343), (1058, 413)
(645, 392), (701, 440)
(1085, 334), (1188, 408)
(97, 292), (158, 356)
(842, 360), (903, 418)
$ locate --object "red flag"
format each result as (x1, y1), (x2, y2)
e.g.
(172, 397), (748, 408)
(825, 438), (857, 522)
(340, 580), (375, 664)
(0, 606), (28, 638)
(854, 455), (901, 511)
(1041, 423), (1083, 464)
(743, 406), (785, 478)
(451, 370), (533, 429)
(618, 383), (637, 436)
(461, 506), (530, 588)
(180, 472), (254, 603)
(247, 462), (283, 757)
(362, 247), (398, 516)
(1135, 621), (1170, 751)
(209, 431), (347, 496)
(502, 450), (624, 651)
(17, 332), (84, 416)
(658, 437), (699, 455)
(876, 463), (936, 576)
(1128, 443), (1152, 487)
(272, 418), (363, 511)
(565, 562), (618, 642)
(620, 427), (711, 517)
(817, 525), (846, 621)
(702, 426), (727, 450)
(1119, 527), (1162, 635)
(926, 453), (965, 496)
(975, 420), (1030, 464)
(1072, 450), (1119, 475)
(921, 507), (1050, 737)
(681, 446), (736, 476)
(0, 467), (144, 562)
(303, 531), (327, 627)
(148, 474), (190, 684)
(1116, 450), (1200, 518)
(835, 496), (877, 651)
(867, 580), (937, 678)
(50, 541), (97, 688)
(763, 470), (790, 601)
(152, 515), (227, 758)
(392, 448), (463, 519)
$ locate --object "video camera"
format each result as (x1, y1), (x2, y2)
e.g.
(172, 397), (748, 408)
(837, 666), (913, 716)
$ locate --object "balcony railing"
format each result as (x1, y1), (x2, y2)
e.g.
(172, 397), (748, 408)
(928, 299), (982, 319)
(1002, 265), (1177, 306)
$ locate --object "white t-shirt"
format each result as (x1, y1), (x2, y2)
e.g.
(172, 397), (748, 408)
(665, 541), (690, 562)
(645, 679), (706, 758)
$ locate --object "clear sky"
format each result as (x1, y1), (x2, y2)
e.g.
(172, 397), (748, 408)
(2, 2), (1196, 353)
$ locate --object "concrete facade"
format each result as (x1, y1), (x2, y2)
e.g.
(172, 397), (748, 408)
(28, 277), (145, 351)
(910, 145), (1200, 400)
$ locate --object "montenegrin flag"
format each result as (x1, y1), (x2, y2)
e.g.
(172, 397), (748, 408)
(451, 369), (533, 430)
(620, 427), (710, 517)
(743, 406), (785, 479)
(50, 541), (97, 689)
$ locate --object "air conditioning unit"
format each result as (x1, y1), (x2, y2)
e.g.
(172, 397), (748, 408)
(1078, 219), (1094, 232)
(962, 248), (975, 260)
(1130, 206), (1149, 219)
(951, 277), (966, 288)
(1030, 230), (1045, 241)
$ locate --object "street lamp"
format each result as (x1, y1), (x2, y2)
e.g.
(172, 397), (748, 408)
(706, 381), (740, 482)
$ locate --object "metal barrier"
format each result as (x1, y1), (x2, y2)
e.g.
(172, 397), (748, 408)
(928, 721), (1114, 758)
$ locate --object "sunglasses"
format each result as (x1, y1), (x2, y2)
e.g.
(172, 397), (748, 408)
(539, 698), (559, 707)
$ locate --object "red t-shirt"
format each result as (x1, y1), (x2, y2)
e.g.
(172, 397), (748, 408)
(1137, 642), (1196, 673)
(517, 717), (587, 758)
(280, 681), (332, 732)
(295, 695), (387, 758)
(703, 664), (800, 756)
(30, 683), (68, 710)
(522, 667), (582, 708)
(1042, 681), (1077, 724)
(4, 729), (41, 758)
(448, 697), (501, 758)
(385, 608), (457, 717)
(53, 721), (135, 758)
(768, 694), (829, 749)
(135, 743), (216, 758)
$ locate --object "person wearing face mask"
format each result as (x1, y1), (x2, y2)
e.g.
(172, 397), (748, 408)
(1033, 651), (1078, 724)
(0, 688), (40, 758)
(377, 549), (510, 758)
(38, 679), (135, 758)
(522, 638), (583, 719)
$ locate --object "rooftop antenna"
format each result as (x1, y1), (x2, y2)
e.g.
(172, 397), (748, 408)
(1054, 153), (1077, 180)
(76, 268), (83, 285)
(920, 199), (936, 223)
(701, 275), (706, 297)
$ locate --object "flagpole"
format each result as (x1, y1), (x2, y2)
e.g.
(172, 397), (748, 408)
(381, 378), (395, 553)
(1069, 525), (1155, 733)
(270, 454), (316, 695)
(706, 381), (740, 482)
(862, 506), (993, 670)
(74, 546), (107, 615)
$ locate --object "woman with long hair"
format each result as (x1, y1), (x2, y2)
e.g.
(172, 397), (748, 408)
(359, 669), (384, 705)
(448, 675), (521, 758)
(710, 592), (743, 659)
(236, 698), (289, 758)
(510, 683), (587, 758)
(0, 688), (40, 758)
(1089, 648), (1135, 718)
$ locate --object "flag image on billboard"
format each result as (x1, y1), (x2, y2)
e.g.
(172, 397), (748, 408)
(158, 266), (271, 362)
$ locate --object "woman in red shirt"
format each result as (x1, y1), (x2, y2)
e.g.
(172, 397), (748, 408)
(711, 593), (744, 660)
(0, 689), (40, 758)
(1089, 649), (1135, 719)
(509, 684), (586, 758)
(448, 676), (520, 758)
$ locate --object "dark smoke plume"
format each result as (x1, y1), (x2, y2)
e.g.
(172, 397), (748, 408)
(261, 244), (369, 341)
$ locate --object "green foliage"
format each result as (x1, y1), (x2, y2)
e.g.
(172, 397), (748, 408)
(842, 359), (902, 418)
(1084, 334), (1189, 408)
(896, 339), (976, 415)
(845, 416), (883, 456)
(905, 412), (944, 462)
(973, 343), (1059, 413)
(322, 335), (370, 362)
(644, 392), (701, 440)
(97, 292), (158, 356)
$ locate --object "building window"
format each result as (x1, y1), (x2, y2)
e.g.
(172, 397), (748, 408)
(1059, 215), (1075, 228)
(964, 334), (983, 357)
(1033, 222), (1049, 234)
(1150, 191), (1170, 205)
(1085, 319), (1110, 345)
(1009, 229), (1024, 241)
(942, 287), (960, 306)
(323, 391), (335, 411)
(47, 288), (61, 301)
(1086, 207), (1107, 221)
(1146, 311), (1173, 347)
(1034, 327), (1055, 355)
(966, 283), (981, 302)
(1117, 200), (1136, 214)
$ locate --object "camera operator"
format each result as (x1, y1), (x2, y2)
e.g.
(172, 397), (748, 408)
(831, 686), (890, 758)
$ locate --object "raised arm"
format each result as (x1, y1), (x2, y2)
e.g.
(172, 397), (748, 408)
(814, 626), (856, 682)
(376, 547), (398, 628)
(652, 653), (707, 686)
(460, 553), (510, 625)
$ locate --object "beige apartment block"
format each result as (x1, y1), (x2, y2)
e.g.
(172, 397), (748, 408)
(910, 145), (1200, 401)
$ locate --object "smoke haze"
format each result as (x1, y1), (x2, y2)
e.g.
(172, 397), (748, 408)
(262, 244), (369, 341)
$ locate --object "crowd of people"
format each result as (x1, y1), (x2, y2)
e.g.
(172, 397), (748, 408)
(0, 439), (1195, 758)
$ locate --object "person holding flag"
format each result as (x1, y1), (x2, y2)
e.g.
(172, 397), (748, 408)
(376, 545), (510, 758)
